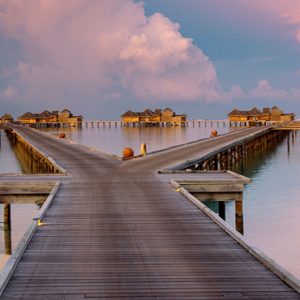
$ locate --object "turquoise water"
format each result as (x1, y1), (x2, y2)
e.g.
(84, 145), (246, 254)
(1, 126), (300, 280)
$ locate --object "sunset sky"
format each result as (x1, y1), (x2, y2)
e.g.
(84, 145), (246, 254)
(1, 0), (300, 119)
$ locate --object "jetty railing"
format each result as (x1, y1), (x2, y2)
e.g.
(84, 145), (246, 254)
(165, 127), (288, 172)
(4, 127), (66, 174)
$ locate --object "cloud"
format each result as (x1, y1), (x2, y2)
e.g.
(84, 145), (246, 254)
(119, 13), (219, 102)
(296, 30), (300, 42)
(225, 79), (300, 104)
(222, 85), (245, 103)
(249, 80), (288, 99)
(0, 0), (219, 109)
(1, 86), (18, 100)
(245, 0), (300, 42)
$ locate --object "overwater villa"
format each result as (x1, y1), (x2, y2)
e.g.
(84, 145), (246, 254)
(17, 109), (83, 127)
(228, 106), (295, 123)
(0, 113), (14, 124)
(121, 108), (187, 126)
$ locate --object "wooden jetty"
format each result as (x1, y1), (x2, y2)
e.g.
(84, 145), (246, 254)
(0, 180), (58, 257)
(0, 126), (299, 299)
(83, 119), (268, 128)
(0, 181), (56, 204)
(276, 121), (300, 130)
(157, 170), (251, 235)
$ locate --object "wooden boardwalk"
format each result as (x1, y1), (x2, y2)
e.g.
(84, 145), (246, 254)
(276, 120), (300, 130)
(1, 127), (299, 299)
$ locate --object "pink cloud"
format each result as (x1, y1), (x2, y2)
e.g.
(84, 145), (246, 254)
(249, 80), (288, 99)
(0, 0), (220, 105)
(296, 30), (300, 42)
(243, 0), (300, 42)
(222, 85), (245, 103)
(225, 80), (293, 102)
(1, 86), (18, 100)
(119, 13), (219, 101)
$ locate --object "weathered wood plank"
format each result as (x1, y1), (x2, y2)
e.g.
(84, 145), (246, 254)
(0, 182), (55, 194)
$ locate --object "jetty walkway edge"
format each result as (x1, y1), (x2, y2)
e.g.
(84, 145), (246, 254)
(0, 126), (299, 299)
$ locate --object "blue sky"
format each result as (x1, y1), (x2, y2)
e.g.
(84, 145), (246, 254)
(0, 0), (300, 119)
(144, 1), (300, 89)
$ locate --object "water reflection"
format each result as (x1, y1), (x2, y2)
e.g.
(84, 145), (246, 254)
(209, 130), (300, 279)
(0, 204), (11, 255)
(199, 132), (289, 225)
(0, 203), (39, 270)
(0, 130), (21, 173)
(239, 133), (287, 176)
(6, 131), (53, 174)
(202, 198), (244, 235)
(191, 131), (300, 279)
(40, 125), (234, 156)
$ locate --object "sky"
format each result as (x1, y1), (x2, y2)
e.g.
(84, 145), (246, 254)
(0, 0), (300, 120)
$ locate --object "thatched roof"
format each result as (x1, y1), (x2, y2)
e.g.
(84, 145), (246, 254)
(40, 110), (51, 117)
(121, 107), (184, 118)
(271, 106), (280, 110)
(61, 109), (72, 114)
(142, 109), (156, 116)
(2, 113), (13, 119)
(228, 109), (247, 116)
(121, 109), (159, 117)
(249, 107), (262, 115)
(121, 110), (139, 117)
(228, 107), (262, 116)
(18, 112), (36, 119)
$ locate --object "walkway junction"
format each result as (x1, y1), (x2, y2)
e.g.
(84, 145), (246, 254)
(0, 125), (299, 299)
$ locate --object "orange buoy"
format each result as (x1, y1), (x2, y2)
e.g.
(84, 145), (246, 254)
(123, 147), (134, 159)
(59, 133), (66, 138)
(210, 130), (218, 138)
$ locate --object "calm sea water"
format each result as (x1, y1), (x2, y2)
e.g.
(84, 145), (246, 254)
(222, 131), (300, 279)
(0, 130), (22, 173)
(0, 204), (39, 269)
(41, 124), (232, 156)
(0, 126), (300, 280)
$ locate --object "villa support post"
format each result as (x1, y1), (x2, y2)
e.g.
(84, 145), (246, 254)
(4, 203), (12, 255)
(218, 201), (226, 220)
(235, 194), (244, 235)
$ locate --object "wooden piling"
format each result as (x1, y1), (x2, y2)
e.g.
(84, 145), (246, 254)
(4, 204), (12, 255)
(235, 196), (244, 235)
(219, 201), (226, 220)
